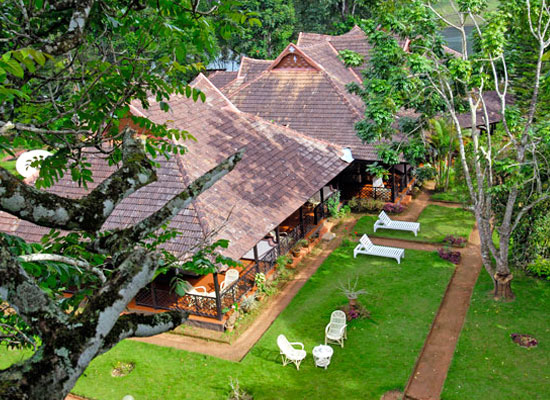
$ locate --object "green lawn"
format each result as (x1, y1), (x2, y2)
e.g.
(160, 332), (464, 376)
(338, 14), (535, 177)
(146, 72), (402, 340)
(442, 271), (550, 399)
(431, 186), (470, 203)
(354, 204), (475, 244)
(31, 243), (453, 399)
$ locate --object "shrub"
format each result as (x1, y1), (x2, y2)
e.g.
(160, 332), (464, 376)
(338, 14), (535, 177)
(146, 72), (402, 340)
(347, 196), (385, 213)
(275, 255), (292, 268)
(383, 203), (405, 214)
(442, 235), (467, 247)
(526, 256), (550, 280)
(438, 247), (461, 264)
(414, 165), (436, 185)
(339, 302), (371, 321)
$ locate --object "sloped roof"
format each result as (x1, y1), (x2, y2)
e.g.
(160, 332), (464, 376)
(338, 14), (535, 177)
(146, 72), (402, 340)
(297, 26), (375, 77)
(207, 71), (238, 90)
(0, 75), (349, 261)
(220, 57), (272, 94)
(132, 75), (349, 259)
(226, 43), (390, 161)
(455, 91), (509, 129)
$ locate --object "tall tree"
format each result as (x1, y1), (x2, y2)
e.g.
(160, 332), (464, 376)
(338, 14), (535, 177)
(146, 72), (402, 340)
(223, 0), (296, 59)
(293, 0), (376, 34)
(0, 1), (254, 398)
(350, 0), (550, 299)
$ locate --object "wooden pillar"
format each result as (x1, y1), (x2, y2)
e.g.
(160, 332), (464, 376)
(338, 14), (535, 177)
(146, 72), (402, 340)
(391, 165), (396, 203)
(213, 272), (222, 320)
(320, 187), (325, 204)
(253, 244), (260, 273)
(404, 163), (408, 187)
(299, 207), (305, 236)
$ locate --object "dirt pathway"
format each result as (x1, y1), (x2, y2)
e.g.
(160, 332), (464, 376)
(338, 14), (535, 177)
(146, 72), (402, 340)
(402, 213), (482, 400)
(133, 218), (358, 362)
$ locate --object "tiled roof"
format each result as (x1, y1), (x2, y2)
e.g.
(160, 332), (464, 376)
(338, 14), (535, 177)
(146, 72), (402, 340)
(132, 75), (349, 259)
(219, 57), (272, 94)
(226, 42), (393, 161)
(297, 26), (375, 77)
(207, 71), (237, 89)
(1, 75), (349, 262)
(455, 91), (508, 128)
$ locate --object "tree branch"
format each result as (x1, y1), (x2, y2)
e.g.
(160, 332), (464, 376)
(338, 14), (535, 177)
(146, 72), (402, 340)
(0, 127), (157, 233)
(99, 311), (187, 355)
(90, 148), (244, 256)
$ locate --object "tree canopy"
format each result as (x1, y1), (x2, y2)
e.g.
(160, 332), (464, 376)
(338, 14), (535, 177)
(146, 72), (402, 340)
(0, 1), (254, 398)
(351, 0), (550, 298)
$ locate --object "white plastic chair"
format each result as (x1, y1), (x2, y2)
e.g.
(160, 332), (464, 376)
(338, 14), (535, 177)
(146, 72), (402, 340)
(325, 310), (347, 348)
(220, 269), (239, 292)
(374, 211), (420, 236)
(277, 334), (307, 370)
(353, 234), (405, 264)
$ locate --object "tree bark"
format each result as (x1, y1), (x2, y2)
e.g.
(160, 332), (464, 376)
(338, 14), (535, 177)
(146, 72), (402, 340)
(493, 273), (514, 300)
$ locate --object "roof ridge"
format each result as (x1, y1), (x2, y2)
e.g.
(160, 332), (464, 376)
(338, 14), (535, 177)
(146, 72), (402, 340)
(325, 40), (363, 83)
(321, 71), (363, 121)
(192, 73), (241, 114)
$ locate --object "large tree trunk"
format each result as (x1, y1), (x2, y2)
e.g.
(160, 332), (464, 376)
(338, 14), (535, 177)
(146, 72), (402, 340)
(0, 346), (85, 400)
(493, 272), (514, 300)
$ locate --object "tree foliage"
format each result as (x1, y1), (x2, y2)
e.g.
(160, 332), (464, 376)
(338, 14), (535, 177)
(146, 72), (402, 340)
(0, 1), (253, 398)
(222, 0), (295, 59)
(352, 0), (550, 298)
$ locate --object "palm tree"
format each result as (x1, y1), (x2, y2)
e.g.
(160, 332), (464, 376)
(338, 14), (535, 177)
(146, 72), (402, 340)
(426, 119), (459, 191)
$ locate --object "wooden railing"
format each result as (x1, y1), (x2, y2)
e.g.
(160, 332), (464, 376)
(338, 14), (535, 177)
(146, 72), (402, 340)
(135, 192), (336, 321)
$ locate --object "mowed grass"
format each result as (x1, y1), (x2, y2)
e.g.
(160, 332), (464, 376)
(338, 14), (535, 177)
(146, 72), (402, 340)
(55, 243), (454, 399)
(442, 271), (550, 400)
(354, 204), (475, 244)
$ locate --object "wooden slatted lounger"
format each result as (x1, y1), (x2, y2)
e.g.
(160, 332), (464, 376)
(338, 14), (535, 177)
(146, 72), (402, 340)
(373, 211), (420, 236)
(353, 234), (405, 264)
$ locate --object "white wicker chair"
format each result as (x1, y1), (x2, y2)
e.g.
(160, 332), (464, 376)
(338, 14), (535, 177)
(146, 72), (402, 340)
(277, 334), (307, 370)
(325, 310), (347, 348)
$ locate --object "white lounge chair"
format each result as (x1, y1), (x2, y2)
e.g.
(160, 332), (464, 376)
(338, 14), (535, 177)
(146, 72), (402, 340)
(325, 310), (347, 348)
(220, 269), (239, 292)
(353, 234), (405, 264)
(374, 211), (420, 236)
(277, 334), (307, 370)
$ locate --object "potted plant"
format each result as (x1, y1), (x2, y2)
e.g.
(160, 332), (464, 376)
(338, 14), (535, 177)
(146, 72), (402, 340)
(338, 276), (367, 308)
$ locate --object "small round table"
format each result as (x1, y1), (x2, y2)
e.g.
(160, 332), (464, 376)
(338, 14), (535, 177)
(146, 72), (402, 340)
(312, 345), (334, 369)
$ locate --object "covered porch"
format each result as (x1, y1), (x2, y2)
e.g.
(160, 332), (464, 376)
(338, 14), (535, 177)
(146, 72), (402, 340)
(339, 160), (413, 202)
(131, 187), (336, 329)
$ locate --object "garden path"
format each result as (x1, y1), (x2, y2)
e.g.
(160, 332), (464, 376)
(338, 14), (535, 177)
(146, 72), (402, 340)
(401, 200), (483, 400)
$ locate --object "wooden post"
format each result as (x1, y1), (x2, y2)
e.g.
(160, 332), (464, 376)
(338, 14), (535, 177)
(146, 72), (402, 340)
(253, 244), (260, 273)
(404, 163), (408, 187)
(391, 165), (396, 203)
(213, 272), (222, 320)
(299, 207), (305, 236)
